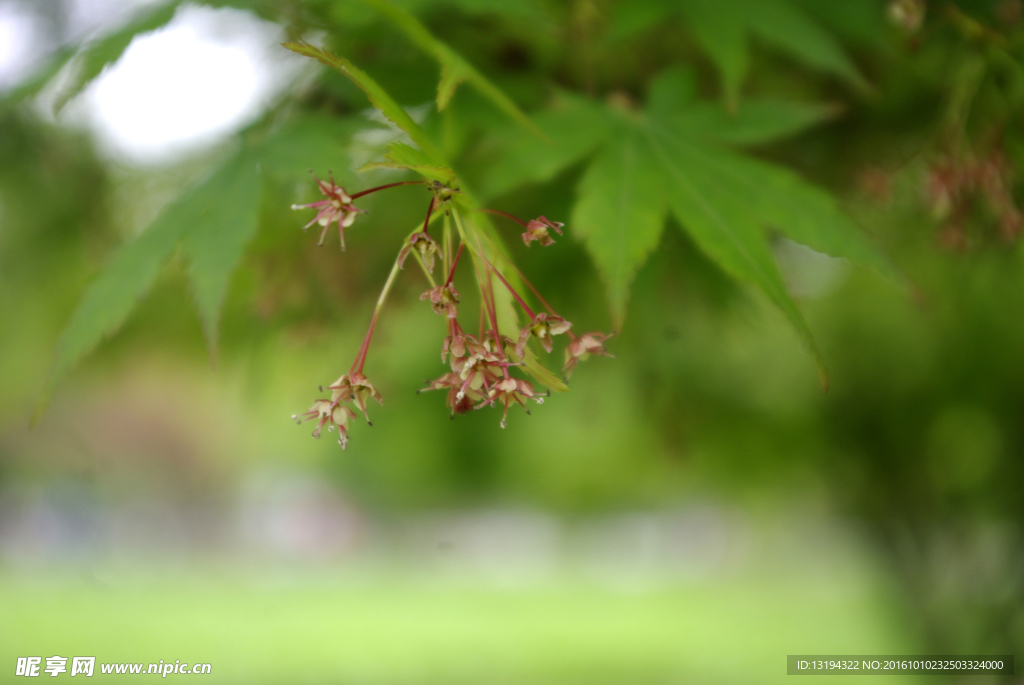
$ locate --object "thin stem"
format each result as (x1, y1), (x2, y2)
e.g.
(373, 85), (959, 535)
(442, 212), (451, 280)
(350, 311), (378, 376)
(451, 206), (469, 243)
(445, 243), (465, 287)
(495, 252), (557, 316)
(375, 257), (403, 315)
(350, 256), (402, 375)
(482, 265), (510, 375)
(421, 197), (437, 236)
(480, 255), (536, 321)
(477, 208), (528, 227)
(349, 180), (426, 200)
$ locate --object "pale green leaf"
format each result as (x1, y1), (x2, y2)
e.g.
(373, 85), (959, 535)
(437, 61), (470, 111)
(256, 115), (385, 181)
(357, 142), (456, 184)
(282, 41), (445, 162)
(179, 153), (262, 355)
(521, 348), (570, 393)
(54, 1), (180, 112)
(44, 156), (235, 406)
(3, 47), (75, 104)
(571, 125), (667, 328)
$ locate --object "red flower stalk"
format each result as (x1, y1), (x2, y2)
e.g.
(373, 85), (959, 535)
(348, 180), (426, 200)
(479, 255), (573, 358)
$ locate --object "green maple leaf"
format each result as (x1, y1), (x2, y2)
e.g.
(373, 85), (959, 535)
(484, 70), (890, 385)
(611, 0), (867, 109)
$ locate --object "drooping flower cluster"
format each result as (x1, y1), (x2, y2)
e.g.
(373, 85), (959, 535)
(290, 174), (612, 447)
(925, 151), (1023, 248)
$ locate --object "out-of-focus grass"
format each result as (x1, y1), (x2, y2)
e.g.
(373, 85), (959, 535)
(0, 570), (920, 684)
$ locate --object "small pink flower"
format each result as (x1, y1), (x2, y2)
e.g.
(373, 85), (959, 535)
(522, 216), (564, 247)
(478, 376), (545, 428)
(397, 232), (442, 272)
(292, 399), (357, 448)
(291, 173), (366, 250)
(421, 283), (461, 319)
(481, 332), (515, 357)
(420, 372), (485, 416)
(442, 321), (474, 362)
(515, 313), (572, 357)
(451, 351), (502, 402)
(329, 372), (382, 425)
(563, 332), (613, 378)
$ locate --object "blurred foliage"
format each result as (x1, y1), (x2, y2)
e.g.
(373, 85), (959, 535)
(3, 0), (1024, 670)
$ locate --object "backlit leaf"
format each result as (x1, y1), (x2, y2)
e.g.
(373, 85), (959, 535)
(357, 142), (456, 184)
(360, 0), (540, 136)
(179, 153), (262, 355)
(437, 61), (470, 112)
(53, 1), (180, 112)
(256, 115), (386, 181)
(282, 41), (445, 162)
(43, 151), (253, 409)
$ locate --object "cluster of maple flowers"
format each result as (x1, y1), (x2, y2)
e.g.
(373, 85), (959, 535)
(290, 173), (612, 448)
(925, 151), (1023, 248)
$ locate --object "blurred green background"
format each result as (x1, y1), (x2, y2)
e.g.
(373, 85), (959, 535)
(1, 0), (1023, 682)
